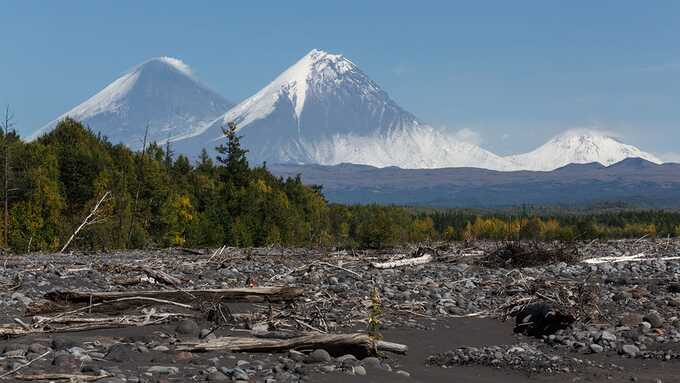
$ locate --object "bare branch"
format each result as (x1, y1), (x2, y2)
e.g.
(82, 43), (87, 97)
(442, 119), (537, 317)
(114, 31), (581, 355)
(60, 191), (111, 253)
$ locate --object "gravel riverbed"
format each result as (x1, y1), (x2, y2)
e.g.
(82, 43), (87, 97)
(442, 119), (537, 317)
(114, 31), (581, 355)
(1, 240), (679, 382)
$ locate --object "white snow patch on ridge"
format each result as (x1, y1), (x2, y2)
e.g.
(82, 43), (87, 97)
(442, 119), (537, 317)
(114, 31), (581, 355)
(506, 129), (662, 171)
(157, 56), (194, 77)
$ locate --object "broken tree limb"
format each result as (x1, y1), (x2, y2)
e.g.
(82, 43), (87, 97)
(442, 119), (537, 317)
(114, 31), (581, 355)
(44, 287), (304, 305)
(315, 261), (362, 279)
(0, 323), (35, 337)
(60, 191), (110, 253)
(13, 372), (111, 381)
(371, 253), (433, 269)
(583, 252), (680, 264)
(177, 332), (407, 358)
(28, 296), (194, 317)
(374, 340), (409, 354)
(140, 267), (183, 286)
(0, 312), (196, 337)
(0, 351), (51, 379)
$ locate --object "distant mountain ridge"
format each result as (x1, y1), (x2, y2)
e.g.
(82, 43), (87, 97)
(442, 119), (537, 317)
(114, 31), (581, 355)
(270, 158), (680, 208)
(506, 130), (662, 171)
(34, 50), (665, 171)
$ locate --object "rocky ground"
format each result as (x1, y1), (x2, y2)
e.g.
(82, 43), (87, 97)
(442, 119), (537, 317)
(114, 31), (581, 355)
(0, 240), (680, 382)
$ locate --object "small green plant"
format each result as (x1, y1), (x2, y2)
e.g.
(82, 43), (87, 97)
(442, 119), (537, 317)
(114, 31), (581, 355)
(367, 286), (383, 340)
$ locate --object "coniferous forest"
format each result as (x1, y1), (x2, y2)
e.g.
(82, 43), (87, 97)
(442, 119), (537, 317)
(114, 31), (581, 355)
(0, 118), (679, 253)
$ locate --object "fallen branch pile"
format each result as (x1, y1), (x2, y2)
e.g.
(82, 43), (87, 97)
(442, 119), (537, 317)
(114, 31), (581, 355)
(495, 273), (603, 328)
(481, 242), (581, 268)
(4, 277), (408, 361)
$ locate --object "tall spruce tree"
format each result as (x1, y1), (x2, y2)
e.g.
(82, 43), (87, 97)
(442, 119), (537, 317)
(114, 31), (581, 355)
(215, 122), (249, 187)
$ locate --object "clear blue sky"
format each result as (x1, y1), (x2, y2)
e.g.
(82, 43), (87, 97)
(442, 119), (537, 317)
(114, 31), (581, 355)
(2, 1), (679, 159)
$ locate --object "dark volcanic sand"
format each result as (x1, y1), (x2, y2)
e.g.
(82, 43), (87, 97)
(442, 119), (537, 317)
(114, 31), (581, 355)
(313, 318), (679, 383)
(2, 317), (675, 382)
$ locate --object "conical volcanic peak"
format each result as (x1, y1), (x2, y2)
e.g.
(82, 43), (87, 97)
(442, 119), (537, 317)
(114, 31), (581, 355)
(31, 57), (232, 148)
(172, 49), (513, 169)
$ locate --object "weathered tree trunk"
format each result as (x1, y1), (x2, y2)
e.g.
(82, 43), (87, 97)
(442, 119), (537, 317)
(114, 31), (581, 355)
(140, 267), (183, 286)
(44, 287), (304, 305)
(177, 332), (407, 358)
(371, 253), (432, 269)
(14, 373), (110, 381)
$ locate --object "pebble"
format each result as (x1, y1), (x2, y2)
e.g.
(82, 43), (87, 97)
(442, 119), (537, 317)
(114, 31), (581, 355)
(599, 331), (617, 342)
(51, 337), (77, 351)
(28, 343), (50, 354)
(52, 354), (79, 368)
(354, 365), (367, 376)
(175, 319), (200, 337)
(175, 351), (193, 361)
(305, 349), (331, 363)
(231, 367), (249, 380)
(200, 328), (215, 339)
(621, 344), (640, 358)
(207, 372), (229, 381)
(361, 356), (381, 368)
(288, 350), (306, 362)
(105, 344), (134, 363)
(147, 366), (180, 374)
(644, 312), (664, 328)
(320, 365), (335, 373)
(621, 313), (644, 327)
(590, 344), (604, 353)
(10, 292), (33, 306)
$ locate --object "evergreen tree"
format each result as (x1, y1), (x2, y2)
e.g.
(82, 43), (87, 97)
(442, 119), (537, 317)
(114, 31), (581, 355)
(216, 122), (249, 187)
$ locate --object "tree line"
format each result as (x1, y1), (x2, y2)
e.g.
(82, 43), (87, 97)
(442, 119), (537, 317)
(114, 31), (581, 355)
(0, 116), (679, 252)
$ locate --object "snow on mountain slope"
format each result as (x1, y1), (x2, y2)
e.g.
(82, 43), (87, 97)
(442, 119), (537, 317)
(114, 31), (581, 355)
(305, 126), (512, 169)
(172, 49), (512, 170)
(30, 57), (232, 148)
(506, 130), (662, 171)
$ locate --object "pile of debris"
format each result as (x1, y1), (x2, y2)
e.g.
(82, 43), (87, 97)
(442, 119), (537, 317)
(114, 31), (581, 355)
(480, 242), (582, 268)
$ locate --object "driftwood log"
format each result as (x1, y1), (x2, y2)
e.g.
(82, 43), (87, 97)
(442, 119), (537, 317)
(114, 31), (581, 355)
(0, 312), (196, 337)
(13, 373), (110, 381)
(371, 253), (433, 269)
(139, 267), (183, 286)
(0, 323), (34, 337)
(44, 287), (303, 305)
(177, 332), (407, 359)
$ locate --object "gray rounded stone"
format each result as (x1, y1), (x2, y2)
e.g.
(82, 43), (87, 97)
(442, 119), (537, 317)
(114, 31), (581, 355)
(306, 349), (331, 363)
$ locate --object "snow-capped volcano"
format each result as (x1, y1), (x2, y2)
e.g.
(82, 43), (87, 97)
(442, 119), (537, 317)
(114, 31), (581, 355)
(506, 130), (662, 171)
(31, 51), (662, 172)
(31, 57), (232, 148)
(173, 49), (511, 169)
